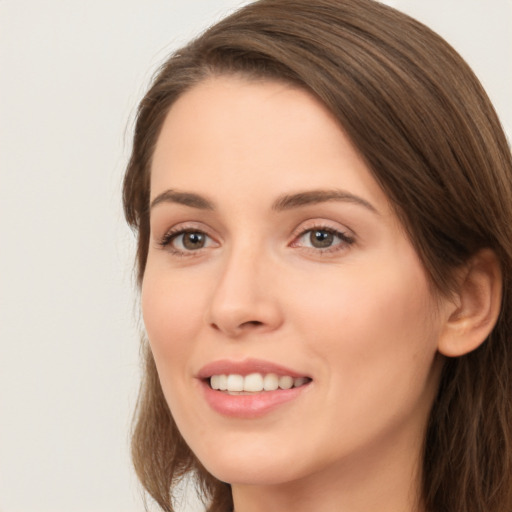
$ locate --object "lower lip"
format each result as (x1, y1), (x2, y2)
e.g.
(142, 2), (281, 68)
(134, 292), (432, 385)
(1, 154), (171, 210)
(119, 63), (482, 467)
(200, 381), (310, 419)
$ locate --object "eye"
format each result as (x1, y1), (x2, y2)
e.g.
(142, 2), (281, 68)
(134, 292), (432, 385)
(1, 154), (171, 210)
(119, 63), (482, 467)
(306, 229), (337, 249)
(292, 227), (354, 252)
(160, 229), (217, 254)
(175, 231), (209, 250)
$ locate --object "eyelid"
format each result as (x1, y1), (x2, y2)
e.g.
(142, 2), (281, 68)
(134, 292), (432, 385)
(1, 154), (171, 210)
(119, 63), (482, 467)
(157, 222), (219, 254)
(289, 219), (355, 253)
(154, 219), (355, 257)
(290, 219), (354, 240)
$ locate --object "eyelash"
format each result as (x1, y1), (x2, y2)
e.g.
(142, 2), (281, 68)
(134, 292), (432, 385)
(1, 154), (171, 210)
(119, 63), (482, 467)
(158, 224), (355, 257)
(290, 225), (355, 254)
(158, 226), (214, 257)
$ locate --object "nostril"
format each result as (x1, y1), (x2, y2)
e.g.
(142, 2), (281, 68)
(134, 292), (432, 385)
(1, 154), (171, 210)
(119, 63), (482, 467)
(209, 319), (264, 336)
(242, 320), (264, 328)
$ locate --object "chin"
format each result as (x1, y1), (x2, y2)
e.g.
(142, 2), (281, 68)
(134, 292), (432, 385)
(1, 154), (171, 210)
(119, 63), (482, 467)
(205, 460), (302, 487)
(191, 439), (309, 486)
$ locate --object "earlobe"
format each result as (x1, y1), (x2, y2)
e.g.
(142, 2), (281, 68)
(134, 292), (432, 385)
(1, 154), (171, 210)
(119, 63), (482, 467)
(437, 249), (502, 357)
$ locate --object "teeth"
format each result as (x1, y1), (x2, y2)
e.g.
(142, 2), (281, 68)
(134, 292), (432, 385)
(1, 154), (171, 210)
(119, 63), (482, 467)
(218, 374), (228, 391)
(293, 377), (308, 387)
(227, 374), (244, 392)
(263, 373), (279, 391)
(209, 373), (310, 392)
(210, 375), (220, 390)
(279, 375), (293, 389)
(244, 373), (264, 392)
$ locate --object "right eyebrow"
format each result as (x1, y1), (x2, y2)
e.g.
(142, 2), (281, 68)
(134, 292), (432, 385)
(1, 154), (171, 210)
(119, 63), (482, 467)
(150, 190), (215, 211)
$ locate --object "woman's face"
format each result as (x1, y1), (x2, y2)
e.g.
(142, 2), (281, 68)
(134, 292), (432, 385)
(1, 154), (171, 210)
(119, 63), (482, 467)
(142, 76), (448, 487)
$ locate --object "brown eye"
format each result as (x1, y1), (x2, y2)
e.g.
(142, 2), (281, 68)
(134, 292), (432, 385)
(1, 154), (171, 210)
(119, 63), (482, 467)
(180, 231), (206, 250)
(292, 226), (354, 253)
(309, 230), (335, 248)
(160, 227), (218, 255)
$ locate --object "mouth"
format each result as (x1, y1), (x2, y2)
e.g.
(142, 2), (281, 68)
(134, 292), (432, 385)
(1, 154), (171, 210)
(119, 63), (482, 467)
(208, 373), (311, 394)
(197, 359), (313, 418)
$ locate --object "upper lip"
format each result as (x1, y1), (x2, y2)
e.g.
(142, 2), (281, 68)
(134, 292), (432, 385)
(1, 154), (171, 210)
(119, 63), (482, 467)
(197, 358), (310, 380)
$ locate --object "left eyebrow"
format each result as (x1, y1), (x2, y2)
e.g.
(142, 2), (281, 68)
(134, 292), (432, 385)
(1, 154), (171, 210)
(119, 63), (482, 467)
(271, 189), (379, 214)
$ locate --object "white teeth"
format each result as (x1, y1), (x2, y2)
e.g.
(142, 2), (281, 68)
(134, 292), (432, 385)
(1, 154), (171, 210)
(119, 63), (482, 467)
(210, 375), (220, 390)
(218, 374), (228, 391)
(244, 373), (264, 392)
(209, 373), (310, 392)
(263, 373), (279, 391)
(210, 374), (228, 391)
(278, 375), (293, 389)
(226, 374), (244, 392)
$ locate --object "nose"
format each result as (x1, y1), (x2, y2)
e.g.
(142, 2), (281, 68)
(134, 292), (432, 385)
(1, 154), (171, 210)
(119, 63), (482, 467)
(206, 244), (283, 338)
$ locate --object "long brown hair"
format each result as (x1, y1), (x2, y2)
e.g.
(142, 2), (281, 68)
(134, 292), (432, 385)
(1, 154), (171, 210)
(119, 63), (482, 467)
(123, 1), (512, 510)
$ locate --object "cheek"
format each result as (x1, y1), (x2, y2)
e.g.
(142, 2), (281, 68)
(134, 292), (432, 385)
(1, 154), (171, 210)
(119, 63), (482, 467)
(140, 266), (213, 440)
(293, 263), (434, 341)
(289, 258), (440, 403)
(141, 267), (206, 370)
(285, 266), (441, 465)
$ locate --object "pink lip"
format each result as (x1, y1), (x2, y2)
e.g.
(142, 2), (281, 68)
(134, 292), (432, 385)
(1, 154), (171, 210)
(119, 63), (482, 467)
(196, 358), (312, 419)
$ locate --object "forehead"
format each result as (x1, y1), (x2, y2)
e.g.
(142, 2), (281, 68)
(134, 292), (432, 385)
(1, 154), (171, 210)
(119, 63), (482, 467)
(152, 76), (340, 171)
(150, 76), (390, 215)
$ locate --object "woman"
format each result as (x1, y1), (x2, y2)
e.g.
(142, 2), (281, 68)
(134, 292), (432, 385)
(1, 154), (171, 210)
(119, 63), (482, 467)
(123, 0), (512, 511)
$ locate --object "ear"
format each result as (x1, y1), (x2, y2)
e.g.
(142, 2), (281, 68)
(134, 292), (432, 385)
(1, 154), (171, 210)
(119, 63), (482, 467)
(438, 249), (502, 357)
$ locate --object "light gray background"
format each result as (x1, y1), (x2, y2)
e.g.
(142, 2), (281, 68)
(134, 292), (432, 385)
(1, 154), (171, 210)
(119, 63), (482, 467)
(1, 1), (510, 511)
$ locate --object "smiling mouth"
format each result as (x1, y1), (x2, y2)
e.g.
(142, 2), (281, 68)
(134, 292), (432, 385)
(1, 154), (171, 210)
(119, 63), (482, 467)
(208, 373), (312, 394)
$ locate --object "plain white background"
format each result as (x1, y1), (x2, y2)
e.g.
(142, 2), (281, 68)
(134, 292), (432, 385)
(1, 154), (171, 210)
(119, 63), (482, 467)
(0, 1), (510, 511)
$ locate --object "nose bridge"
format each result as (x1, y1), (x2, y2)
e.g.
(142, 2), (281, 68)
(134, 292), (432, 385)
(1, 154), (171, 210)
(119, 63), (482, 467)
(206, 236), (281, 336)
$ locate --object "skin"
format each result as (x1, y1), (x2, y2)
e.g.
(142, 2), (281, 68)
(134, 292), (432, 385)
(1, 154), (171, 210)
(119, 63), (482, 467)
(142, 76), (457, 512)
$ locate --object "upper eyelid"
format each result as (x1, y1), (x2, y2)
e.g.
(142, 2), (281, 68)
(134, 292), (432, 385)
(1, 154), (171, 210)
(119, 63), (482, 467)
(172, 230), (215, 246)
(155, 218), (355, 243)
(291, 218), (354, 238)
(292, 227), (354, 245)
(158, 227), (219, 256)
(162, 226), (216, 244)
(157, 221), (217, 239)
(295, 224), (347, 235)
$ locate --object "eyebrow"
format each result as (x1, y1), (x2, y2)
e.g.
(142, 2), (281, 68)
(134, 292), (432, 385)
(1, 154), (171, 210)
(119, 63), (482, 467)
(150, 190), (215, 210)
(150, 188), (378, 214)
(272, 189), (379, 214)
